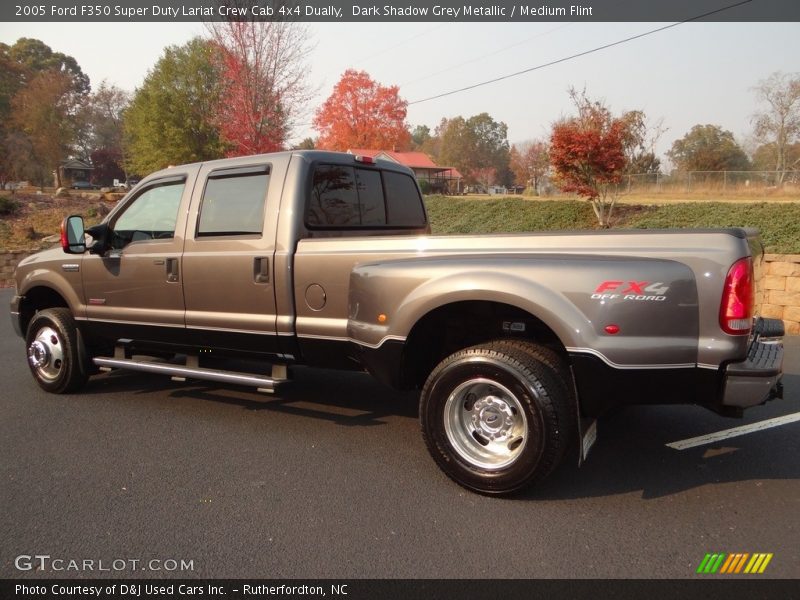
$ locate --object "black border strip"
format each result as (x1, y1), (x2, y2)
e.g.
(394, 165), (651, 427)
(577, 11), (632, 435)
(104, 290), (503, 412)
(2, 579), (799, 600)
(4, 0), (800, 23)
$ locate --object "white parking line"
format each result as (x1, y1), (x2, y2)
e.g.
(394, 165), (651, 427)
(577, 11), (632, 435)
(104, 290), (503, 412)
(666, 412), (800, 450)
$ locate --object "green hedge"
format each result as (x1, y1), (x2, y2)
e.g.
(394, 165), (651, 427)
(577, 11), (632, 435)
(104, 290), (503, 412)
(425, 197), (596, 234)
(424, 196), (800, 254)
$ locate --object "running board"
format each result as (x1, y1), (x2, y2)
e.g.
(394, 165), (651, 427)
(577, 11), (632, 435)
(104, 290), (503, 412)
(93, 357), (287, 393)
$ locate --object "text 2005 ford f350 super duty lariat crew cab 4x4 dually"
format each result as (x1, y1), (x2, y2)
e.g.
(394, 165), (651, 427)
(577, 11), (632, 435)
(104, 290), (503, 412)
(10, 151), (785, 494)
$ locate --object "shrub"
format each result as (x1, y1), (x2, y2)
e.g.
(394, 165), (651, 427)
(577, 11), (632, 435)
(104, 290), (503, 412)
(0, 195), (21, 216)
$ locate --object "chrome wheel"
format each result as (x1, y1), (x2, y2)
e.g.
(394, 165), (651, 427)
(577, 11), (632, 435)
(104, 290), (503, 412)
(443, 378), (528, 470)
(28, 326), (65, 382)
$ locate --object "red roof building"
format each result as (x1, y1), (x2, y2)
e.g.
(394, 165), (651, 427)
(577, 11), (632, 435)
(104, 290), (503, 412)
(348, 149), (463, 194)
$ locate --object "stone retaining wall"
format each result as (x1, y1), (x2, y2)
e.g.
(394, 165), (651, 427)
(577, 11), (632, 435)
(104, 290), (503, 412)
(762, 254), (800, 335)
(2, 250), (799, 334)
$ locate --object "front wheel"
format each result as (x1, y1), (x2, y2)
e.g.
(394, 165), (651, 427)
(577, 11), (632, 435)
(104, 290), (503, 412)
(420, 340), (574, 495)
(26, 308), (90, 393)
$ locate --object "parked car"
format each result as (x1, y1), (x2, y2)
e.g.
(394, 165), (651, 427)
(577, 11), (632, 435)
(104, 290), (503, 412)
(71, 181), (99, 190)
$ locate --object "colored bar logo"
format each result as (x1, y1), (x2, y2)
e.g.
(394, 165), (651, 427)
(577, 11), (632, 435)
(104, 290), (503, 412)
(696, 552), (773, 574)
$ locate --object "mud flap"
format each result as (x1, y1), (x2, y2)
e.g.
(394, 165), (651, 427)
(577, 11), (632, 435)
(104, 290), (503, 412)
(569, 365), (597, 465)
(579, 418), (597, 464)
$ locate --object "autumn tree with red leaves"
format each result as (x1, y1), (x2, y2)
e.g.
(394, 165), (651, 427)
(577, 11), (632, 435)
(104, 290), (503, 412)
(510, 139), (549, 194)
(550, 88), (641, 227)
(205, 14), (313, 156)
(313, 69), (411, 151)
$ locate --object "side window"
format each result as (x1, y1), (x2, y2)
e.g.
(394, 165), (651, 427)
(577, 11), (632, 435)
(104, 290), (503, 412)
(198, 169), (270, 236)
(384, 171), (426, 227)
(111, 180), (185, 249)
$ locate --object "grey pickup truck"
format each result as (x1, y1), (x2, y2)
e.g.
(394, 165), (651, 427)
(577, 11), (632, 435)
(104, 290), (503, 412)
(10, 150), (785, 494)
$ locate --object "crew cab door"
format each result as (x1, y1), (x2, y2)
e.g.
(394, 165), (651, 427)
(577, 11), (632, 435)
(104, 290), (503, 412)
(80, 172), (194, 341)
(180, 159), (281, 354)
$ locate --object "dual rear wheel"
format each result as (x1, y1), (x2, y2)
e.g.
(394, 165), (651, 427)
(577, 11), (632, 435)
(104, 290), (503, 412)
(420, 340), (575, 495)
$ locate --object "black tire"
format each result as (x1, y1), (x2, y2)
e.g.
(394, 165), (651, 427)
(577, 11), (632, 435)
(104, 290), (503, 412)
(25, 308), (90, 393)
(420, 340), (575, 495)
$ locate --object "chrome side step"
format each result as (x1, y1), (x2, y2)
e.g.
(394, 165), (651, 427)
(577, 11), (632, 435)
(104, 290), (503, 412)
(93, 357), (287, 393)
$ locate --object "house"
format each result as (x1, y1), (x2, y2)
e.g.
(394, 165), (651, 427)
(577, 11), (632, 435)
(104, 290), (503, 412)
(487, 185), (508, 195)
(57, 159), (94, 187)
(348, 149), (463, 194)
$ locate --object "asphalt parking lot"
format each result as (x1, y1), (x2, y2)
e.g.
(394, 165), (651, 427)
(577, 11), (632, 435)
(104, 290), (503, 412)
(1, 288), (798, 579)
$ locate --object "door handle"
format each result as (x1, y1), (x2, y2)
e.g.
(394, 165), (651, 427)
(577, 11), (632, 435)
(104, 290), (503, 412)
(254, 257), (270, 284)
(166, 257), (179, 282)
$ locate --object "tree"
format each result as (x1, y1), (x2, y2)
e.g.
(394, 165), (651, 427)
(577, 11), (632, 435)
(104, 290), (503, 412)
(1, 131), (44, 189)
(438, 113), (510, 186)
(71, 81), (129, 163)
(667, 124), (751, 172)
(410, 124), (432, 150)
(292, 137), (316, 150)
(205, 16), (314, 156)
(124, 38), (228, 175)
(88, 81), (130, 153)
(0, 45), (23, 187)
(1, 39), (90, 187)
(74, 81), (131, 179)
(0, 43), (23, 124)
(751, 142), (800, 173)
(7, 37), (90, 95)
(549, 89), (631, 228)
(509, 140), (549, 193)
(10, 70), (79, 188)
(619, 110), (664, 174)
(751, 71), (800, 184)
(90, 148), (125, 186)
(313, 69), (411, 151)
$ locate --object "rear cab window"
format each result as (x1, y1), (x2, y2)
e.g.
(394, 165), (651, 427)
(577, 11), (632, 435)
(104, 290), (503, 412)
(307, 163), (426, 230)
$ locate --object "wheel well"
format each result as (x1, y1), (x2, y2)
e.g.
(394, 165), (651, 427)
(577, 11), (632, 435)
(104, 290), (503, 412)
(19, 286), (70, 335)
(401, 300), (567, 389)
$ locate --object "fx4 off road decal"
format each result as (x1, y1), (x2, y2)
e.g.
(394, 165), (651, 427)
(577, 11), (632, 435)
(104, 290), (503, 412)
(591, 280), (670, 302)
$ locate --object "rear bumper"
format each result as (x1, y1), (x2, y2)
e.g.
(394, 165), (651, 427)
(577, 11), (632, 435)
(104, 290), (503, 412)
(721, 318), (784, 408)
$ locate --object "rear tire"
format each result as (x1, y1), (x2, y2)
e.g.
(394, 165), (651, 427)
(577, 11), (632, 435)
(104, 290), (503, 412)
(26, 308), (90, 393)
(420, 340), (575, 494)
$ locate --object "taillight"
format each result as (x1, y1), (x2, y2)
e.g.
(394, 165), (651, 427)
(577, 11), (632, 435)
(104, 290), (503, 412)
(719, 257), (754, 335)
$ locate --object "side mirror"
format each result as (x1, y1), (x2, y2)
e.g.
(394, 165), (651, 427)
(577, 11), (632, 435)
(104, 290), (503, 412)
(60, 215), (86, 254)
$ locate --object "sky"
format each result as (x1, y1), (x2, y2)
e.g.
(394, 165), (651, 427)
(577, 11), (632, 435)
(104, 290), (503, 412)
(1, 19), (799, 162)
